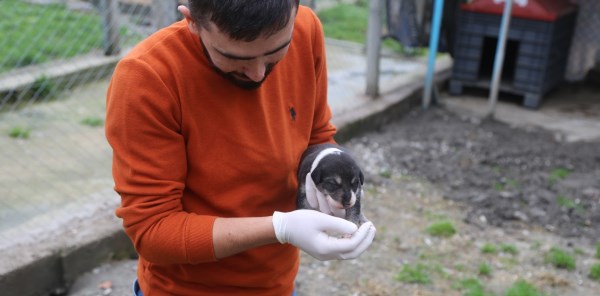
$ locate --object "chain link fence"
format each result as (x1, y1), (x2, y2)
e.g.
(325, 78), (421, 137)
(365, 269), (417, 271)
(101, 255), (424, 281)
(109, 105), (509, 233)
(0, 0), (184, 252)
(0, 0), (344, 262)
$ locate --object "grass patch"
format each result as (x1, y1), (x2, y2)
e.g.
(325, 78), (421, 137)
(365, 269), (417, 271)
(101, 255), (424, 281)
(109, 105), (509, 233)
(0, 0), (103, 72)
(454, 278), (493, 296)
(589, 264), (600, 281)
(8, 126), (31, 139)
(317, 1), (421, 55)
(395, 263), (431, 284)
(505, 280), (544, 296)
(548, 168), (571, 184)
(478, 263), (492, 277)
(494, 179), (519, 191)
(545, 248), (576, 270)
(481, 244), (498, 254)
(500, 244), (519, 255)
(426, 221), (456, 237)
(318, 3), (369, 44)
(556, 195), (581, 210)
(81, 117), (104, 127)
(0, 0), (142, 73)
(379, 169), (392, 179)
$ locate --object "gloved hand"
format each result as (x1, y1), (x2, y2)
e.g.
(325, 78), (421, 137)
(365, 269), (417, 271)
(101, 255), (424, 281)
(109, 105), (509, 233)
(272, 210), (376, 261)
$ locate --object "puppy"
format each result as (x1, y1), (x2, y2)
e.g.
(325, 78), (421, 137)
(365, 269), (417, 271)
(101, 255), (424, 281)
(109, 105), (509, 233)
(296, 143), (368, 226)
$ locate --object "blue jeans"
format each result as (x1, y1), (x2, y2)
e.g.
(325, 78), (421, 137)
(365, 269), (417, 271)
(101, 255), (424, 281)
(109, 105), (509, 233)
(133, 279), (296, 296)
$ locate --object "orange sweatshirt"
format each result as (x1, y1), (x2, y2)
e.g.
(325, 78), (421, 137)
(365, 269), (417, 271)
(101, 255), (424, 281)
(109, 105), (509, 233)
(105, 6), (336, 296)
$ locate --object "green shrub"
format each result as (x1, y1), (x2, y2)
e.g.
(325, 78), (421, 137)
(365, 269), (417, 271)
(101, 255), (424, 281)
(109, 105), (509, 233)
(426, 221), (456, 237)
(455, 278), (493, 296)
(481, 244), (498, 254)
(8, 126), (31, 139)
(478, 263), (492, 277)
(395, 263), (431, 284)
(500, 244), (519, 255)
(589, 264), (600, 281)
(81, 117), (104, 127)
(505, 280), (543, 296)
(548, 168), (570, 184)
(545, 248), (576, 270)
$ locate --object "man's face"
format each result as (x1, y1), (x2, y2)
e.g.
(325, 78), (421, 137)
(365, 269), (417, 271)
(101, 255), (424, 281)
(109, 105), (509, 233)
(196, 11), (296, 90)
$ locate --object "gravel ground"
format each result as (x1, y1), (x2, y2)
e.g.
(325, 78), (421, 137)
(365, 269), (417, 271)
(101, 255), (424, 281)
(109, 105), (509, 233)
(296, 106), (600, 296)
(70, 105), (600, 296)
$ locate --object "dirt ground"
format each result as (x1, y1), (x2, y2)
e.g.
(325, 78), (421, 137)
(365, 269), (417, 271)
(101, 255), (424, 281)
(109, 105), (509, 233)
(296, 105), (600, 296)
(70, 104), (600, 296)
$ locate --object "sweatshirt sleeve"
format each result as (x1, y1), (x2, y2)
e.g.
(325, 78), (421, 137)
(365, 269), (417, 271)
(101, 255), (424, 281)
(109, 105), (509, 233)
(105, 58), (217, 264)
(307, 8), (337, 146)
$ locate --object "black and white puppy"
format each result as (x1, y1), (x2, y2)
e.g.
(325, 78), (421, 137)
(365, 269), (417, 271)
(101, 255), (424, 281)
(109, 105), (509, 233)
(296, 143), (368, 226)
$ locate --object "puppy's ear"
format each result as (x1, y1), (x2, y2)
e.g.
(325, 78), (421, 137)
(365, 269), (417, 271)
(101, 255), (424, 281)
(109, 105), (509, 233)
(311, 167), (323, 184)
(359, 170), (364, 185)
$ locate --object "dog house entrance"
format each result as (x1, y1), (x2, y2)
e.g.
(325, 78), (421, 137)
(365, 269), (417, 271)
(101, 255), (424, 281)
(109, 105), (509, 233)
(478, 37), (519, 82)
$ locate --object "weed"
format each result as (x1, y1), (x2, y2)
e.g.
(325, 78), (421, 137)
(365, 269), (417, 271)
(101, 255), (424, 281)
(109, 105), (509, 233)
(81, 117), (104, 127)
(531, 241), (542, 250)
(494, 182), (505, 191)
(395, 263), (431, 284)
(379, 169), (392, 179)
(590, 264), (600, 281)
(500, 244), (519, 255)
(505, 280), (543, 296)
(29, 76), (58, 100)
(574, 248), (585, 256)
(454, 278), (492, 296)
(506, 179), (519, 189)
(426, 221), (456, 237)
(454, 263), (467, 272)
(545, 247), (576, 270)
(548, 168), (571, 184)
(556, 195), (580, 210)
(478, 263), (492, 277)
(481, 243), (498, 254)
(8, 126), (31, 139)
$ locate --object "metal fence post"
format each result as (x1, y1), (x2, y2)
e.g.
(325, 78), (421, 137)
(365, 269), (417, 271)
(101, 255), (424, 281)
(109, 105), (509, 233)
(100, 0), (121, 55)
(300, 0), (316, 10)
(153, 0), (179, 30)
(366, 0), (383, 98)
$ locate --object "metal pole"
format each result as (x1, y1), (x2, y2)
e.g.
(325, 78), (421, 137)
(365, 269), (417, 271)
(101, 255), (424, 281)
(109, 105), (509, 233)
(422, 0), (444, 109)
(486, 0), (513, 118)
(153, 0), (178, 30)
(366, 0), (382, 98)
(100, 0), (121, 56)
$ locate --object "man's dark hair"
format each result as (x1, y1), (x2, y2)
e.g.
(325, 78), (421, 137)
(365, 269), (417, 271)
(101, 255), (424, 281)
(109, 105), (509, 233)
(188, 0), (300, 41)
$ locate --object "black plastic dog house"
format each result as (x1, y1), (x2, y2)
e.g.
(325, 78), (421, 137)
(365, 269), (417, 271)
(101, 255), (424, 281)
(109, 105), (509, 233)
(449, 0), (577, 108)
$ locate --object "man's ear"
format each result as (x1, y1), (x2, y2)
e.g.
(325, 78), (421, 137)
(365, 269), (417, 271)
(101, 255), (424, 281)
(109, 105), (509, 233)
(178, 5), (200, 35)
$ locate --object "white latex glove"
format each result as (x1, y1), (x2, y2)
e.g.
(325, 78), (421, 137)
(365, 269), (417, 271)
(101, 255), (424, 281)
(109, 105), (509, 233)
(272, 210), (376, 261)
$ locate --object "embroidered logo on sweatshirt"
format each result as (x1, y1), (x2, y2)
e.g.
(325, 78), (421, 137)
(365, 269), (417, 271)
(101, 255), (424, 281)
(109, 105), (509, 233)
(289, 106), (297, 121)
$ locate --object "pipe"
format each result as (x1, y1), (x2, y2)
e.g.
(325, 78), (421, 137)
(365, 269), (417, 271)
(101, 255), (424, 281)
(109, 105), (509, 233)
(486, 0), (513, 118)
(423, 0), (444, 109)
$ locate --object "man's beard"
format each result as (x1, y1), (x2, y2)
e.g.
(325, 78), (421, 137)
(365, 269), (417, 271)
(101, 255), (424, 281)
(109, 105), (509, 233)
(201, 40), (276, 90)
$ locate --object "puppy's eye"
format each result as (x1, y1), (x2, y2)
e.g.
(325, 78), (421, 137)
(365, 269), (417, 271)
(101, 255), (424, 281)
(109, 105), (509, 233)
(351, 181), (360, 190)
(323, 181), (340, 191)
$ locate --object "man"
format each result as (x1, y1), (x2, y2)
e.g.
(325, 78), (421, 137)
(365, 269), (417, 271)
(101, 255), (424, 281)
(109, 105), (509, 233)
(105, 1), (376, 295)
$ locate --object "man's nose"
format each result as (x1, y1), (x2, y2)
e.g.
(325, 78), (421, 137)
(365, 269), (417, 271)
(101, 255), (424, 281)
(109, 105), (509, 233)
(242, 60), (266, 82)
